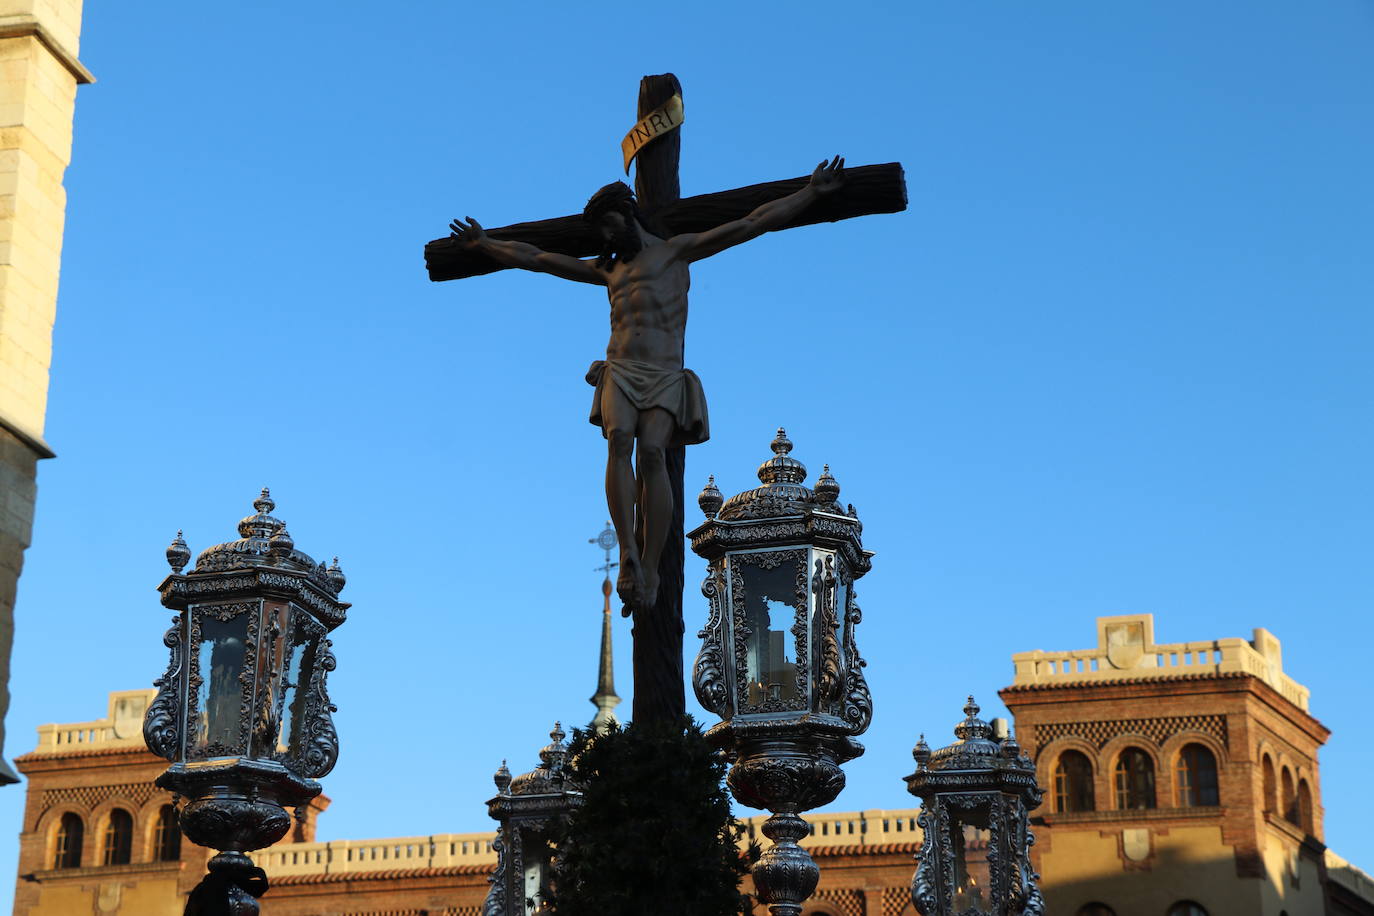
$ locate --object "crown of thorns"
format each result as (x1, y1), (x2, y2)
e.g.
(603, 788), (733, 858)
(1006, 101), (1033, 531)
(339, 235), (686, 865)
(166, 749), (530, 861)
(584, 182), (637, 224)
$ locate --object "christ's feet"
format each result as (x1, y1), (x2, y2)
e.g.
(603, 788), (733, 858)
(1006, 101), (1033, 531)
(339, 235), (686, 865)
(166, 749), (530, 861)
(640, 568), (660, 611)
(617, 554), (645, 613)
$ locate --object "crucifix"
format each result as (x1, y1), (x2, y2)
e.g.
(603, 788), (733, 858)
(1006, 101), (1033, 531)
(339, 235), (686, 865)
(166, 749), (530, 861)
(425, 74), (905, 726)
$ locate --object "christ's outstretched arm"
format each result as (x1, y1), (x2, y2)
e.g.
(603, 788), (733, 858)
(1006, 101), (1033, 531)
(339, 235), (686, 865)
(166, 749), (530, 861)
(449, 217), (606, 285)
(669, 156), (845, 263)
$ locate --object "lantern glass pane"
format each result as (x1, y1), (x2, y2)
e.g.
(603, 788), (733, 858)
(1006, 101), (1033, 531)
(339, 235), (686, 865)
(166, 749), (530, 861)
(278, 616), (321, 759)
(741, 557), (802, 708)
(252, 603), (291, 757)
(833, 561), (848, 672)
(193, 614), (250, 754)
(950, 803), (993, 915)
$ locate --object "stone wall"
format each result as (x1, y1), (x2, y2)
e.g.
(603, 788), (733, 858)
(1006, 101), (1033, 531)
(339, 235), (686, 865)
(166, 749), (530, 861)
(0, 0), (89, 783)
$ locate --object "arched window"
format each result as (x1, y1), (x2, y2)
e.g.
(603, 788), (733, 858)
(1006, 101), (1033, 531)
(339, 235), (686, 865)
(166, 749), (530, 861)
(102, 808), (133, 866)
(1281, 767), (1297, 824)
(1114, 747), (1156, 809)
(1055, 750), (1095, 812)
(1262, 755), (1277, 814)
(1297, 780), (1314, 834)
(1175, 744), (1219, 807)
(1075, 904), (1116, 916)
(1167, 902), (1208, 916)
(153, 804), (181, 861)
(53, 813), (83, 869)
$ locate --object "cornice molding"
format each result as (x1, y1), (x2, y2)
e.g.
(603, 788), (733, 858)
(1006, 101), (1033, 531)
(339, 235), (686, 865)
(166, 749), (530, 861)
(0, 15), (94, 84)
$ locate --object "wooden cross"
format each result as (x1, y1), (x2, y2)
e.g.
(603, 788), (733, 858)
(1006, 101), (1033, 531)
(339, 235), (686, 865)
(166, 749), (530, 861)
(424, 75), (906, 726)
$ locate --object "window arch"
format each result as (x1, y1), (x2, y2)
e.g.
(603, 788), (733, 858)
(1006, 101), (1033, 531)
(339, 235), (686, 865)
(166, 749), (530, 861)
(1114, 747), (1156, 809)
(1297, 779), (1314, 834)
(1055, 750), (1096, 812)
(1167, 902), (1208, 916)
(1262, 754), (1277, 814)
(153, 804), (181, 861)
(1175, 743), (1219, 807)
(1075, 904), (1116, 916)
(53, 812), (83, 869)
(102, 808), (133, 866)
(1281, 767), (1297, 824)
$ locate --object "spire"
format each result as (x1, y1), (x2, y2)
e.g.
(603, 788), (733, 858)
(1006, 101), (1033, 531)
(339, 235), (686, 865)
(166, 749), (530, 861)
(588, 522), (622, 732)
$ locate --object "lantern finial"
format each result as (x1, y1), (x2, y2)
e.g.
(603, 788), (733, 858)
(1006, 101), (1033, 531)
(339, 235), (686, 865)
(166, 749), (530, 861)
(494, 759), (512, 794)
(166, 530), (190, 573)
(954, 696), (993, 742)
(269, 525), (295, 559)
(756, 428), (807, 487)
(814, 464), (840, 507)
(239, 487), (283, 539)
(327, 557), (347, 593)
(912, 733), (930, 768)
(698, 475), (723, 518)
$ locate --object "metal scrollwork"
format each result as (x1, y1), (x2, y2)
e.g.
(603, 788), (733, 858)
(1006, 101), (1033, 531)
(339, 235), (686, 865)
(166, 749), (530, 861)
(144, 615), (183, 761)
(298, 638), (339, 779)
(911, 806), (937, 916)
(693, 563), (730, 715)
(1015, 804), (1045, 916)
(840, 586), (872, 734)
(483, 834), (507, 916)
(509, 828), (525, 916)
(814, 556), (842, 706)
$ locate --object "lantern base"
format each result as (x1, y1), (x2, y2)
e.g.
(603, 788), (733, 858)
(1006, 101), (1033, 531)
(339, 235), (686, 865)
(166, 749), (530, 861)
(751, 812), (819, 916)
(157, 757), (319, 853)
(184, 851), (268, 916)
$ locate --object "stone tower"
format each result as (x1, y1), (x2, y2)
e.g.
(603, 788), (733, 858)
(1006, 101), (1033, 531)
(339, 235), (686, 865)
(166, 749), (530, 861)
(1000, 614), (1335, 916)
(0, 0), (92, 782)
(588, 522), (621, 732)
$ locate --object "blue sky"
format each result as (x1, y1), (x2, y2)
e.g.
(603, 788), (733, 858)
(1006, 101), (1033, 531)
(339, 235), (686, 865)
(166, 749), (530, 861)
(3, 1), (1371, 906)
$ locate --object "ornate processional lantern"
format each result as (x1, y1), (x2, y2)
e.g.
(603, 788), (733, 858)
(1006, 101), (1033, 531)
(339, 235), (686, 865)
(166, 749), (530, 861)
(690, 429), (873, 916)
(904, 698), (1045, 916)
(484, 723), (582, 916)
(144, 489), (348, 914)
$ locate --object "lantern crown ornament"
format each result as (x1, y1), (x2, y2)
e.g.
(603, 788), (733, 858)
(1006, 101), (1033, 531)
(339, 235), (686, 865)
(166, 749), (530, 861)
(905, 697), (1046, 916)
(144, 490), (349, 915)
(690, 429), (875, 916)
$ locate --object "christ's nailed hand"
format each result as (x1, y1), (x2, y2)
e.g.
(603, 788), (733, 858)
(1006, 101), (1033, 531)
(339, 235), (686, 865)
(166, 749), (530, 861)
(809, 155), (845, 195)
(449, 216), (486, 246)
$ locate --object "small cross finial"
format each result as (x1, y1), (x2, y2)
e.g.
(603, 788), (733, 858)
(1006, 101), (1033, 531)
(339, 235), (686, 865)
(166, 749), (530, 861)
(590, 521), (619, 579)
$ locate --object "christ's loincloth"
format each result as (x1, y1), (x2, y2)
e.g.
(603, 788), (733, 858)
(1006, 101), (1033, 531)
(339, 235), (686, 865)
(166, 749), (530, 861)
(586, 358), (710, 447)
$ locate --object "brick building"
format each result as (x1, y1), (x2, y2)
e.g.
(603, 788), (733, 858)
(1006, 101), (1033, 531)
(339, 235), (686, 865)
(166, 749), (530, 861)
(1002, 614), (1369, 916)
(12, 616), (1374, 915)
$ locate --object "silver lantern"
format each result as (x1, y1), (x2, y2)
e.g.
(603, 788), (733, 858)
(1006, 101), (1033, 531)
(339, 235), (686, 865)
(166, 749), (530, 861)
(144, 489), (348, 914)
(905, 698), (1045, 916)
(690, 428), (873, 916)
(485, 723), (582, 916)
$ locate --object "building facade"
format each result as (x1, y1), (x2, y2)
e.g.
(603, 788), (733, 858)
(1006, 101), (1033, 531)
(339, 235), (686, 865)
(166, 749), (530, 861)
(12, 617), (1374, 915)
(1001, 614), (1357, 916)
(0, 0), (91, 784)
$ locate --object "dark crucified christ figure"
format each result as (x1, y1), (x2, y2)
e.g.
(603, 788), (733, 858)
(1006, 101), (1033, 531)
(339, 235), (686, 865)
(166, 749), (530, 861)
(450, 156), (845, 612)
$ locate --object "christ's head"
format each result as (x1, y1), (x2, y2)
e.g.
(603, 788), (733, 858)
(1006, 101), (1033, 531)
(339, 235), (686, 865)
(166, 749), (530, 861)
(584, 181), (645, 268)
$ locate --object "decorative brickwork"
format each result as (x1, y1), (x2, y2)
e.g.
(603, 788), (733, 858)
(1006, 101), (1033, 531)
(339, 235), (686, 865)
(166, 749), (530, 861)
(1032, 714), (1226, 752)
(39, 781), (161, 814)
(880, 885), (910, 916)
(813, 886), (865, 916)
